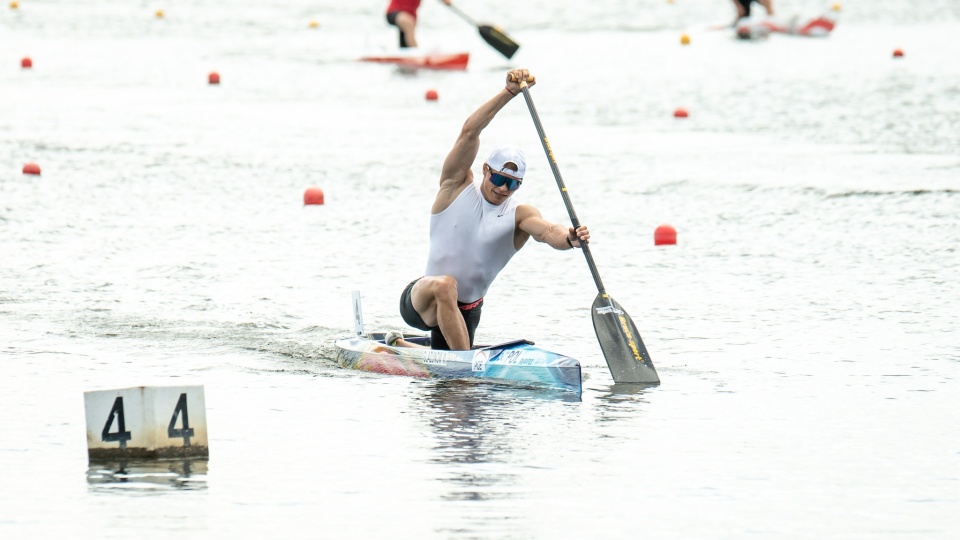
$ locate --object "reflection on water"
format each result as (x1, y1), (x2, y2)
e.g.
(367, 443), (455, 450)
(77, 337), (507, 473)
(599, 382), (659, 398)
(420, 380), (519, 468)
(416, 380), (578, 503)
(86, 459), (208, 492)
(590, 382), (658, 424)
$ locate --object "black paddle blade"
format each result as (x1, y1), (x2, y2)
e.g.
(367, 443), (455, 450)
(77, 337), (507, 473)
(479, 25), (519, 59)
(591, 293), (659, 384)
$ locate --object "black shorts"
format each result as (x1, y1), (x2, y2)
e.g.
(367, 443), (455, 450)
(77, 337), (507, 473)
(399, 277), (483, 350)
(385, 11), (410, 48)
(736, 0), (754, 17)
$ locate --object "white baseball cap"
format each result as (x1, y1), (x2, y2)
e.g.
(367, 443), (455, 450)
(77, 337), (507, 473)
(486, 146), (526, 179)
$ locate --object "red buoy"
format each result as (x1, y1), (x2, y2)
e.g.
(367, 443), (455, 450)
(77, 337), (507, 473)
(23, 162), (41, 175)
(425, 89), (438, 101)
(304, 186), (325, 205)
(21, 57), (32, 69)
(208, 71), (220, 85)
(673, 107), (689, 118)
(892, 49), (904, 58)
(654, 224), (677, 246)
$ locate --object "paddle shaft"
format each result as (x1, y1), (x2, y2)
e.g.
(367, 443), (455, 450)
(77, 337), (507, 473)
(445, 3), (519, 59)
(447, 4), (479, 27)
(517, 81), (608, 296)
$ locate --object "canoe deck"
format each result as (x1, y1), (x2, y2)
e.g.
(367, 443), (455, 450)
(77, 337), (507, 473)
(334, 333), (582, 394)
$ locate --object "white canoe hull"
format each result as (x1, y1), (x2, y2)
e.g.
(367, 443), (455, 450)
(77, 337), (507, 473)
(334, 334), (582, 394)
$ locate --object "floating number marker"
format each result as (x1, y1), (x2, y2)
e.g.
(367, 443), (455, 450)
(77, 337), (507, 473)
(84, 386), (209, 460)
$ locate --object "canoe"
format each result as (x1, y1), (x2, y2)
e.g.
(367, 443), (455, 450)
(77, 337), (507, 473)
(359, 52), (469, 71)
(333, 333), (582, 394)
(789, 15), (836, 37)
(735, 15), (836, 39)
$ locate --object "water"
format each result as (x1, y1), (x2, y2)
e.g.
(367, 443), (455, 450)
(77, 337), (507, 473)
(2, 1), (958, 538)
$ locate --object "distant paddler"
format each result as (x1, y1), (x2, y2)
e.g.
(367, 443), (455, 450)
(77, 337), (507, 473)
(389, 69), (590, 351)
(731, 0), (774, 24)
(385, 0), (452, 49)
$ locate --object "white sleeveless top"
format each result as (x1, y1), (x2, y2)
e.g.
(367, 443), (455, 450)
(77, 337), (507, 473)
(424, 181), (519, 303)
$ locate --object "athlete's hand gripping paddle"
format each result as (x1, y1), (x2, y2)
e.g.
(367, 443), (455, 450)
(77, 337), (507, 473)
(512, 74), (659, 384)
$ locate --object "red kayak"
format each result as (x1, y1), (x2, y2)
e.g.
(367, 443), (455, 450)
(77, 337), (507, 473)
(359, 52), (469, 71)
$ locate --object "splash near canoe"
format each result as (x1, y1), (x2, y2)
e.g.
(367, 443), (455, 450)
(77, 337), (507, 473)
(334, 334), (583, 394)
(359, 52), (469, 71)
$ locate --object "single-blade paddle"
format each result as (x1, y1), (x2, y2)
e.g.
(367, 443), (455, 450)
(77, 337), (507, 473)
(447, 3), (520, 59)
(515, 76), (659, 384)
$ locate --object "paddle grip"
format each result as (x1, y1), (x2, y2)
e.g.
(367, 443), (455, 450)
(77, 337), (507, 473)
(508, 73), (536, 86)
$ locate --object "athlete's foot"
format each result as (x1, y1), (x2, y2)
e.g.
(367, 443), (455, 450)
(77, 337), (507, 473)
(384, 330), (404, 347)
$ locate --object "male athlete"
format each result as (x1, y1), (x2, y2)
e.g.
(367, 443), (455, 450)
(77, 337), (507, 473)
(389, 68), (590, 351)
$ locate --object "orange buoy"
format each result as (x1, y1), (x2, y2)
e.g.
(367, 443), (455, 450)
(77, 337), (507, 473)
(23, 162), (41, 175)
(208, 71), (220, 85)
(304, 187), (325, 205)
(892, 49), (904, 58)
(308, 21), (319, 28)
(425, 89), (438, 101)
(654, 224), (677, 246)
(21, 57), (32, 68)
(155, 9), (164, 18)
(673, 107), (689, 118)
(10, 1), (19, 9)
(680, 34), (690, 45)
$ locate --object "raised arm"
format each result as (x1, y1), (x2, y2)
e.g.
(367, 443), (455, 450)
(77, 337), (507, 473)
(432, 68), (534, 213)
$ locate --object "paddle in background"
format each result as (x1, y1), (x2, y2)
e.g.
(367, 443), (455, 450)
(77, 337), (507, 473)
(512, 74), (660, 385)
(447, 3), (519, 59)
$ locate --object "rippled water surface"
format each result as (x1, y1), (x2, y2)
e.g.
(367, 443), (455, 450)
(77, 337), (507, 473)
(2, 1), (958, 538)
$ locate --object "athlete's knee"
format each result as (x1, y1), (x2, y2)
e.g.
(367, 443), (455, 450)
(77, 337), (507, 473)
(396, 11), (415, 27)
(428, 275), (459, 303)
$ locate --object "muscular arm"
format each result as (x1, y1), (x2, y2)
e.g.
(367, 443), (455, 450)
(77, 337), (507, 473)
(432, 68), (533, 214)
(516, 205), (589, 251)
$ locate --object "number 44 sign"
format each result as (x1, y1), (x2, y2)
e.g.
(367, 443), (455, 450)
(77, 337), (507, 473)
(83, 386), (209, 460)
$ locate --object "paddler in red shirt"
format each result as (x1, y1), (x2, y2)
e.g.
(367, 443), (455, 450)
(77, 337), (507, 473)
(386, 0), (452, 48)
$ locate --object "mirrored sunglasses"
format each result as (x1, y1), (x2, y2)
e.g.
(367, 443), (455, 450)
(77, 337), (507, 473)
(489, 171), (522, 191)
